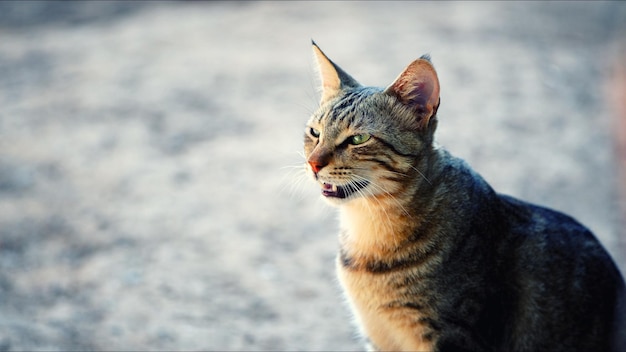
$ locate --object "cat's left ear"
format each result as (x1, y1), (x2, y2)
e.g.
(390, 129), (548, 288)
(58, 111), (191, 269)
(312, 40), (360, 105)
(384, 56), (440, 129)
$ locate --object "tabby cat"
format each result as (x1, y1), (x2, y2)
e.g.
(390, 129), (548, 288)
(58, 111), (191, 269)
(303, 41), (626, 351)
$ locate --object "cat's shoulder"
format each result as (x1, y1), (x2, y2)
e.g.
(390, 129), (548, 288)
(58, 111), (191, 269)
(496, 194), (620, 270)
(497, 193), (591, 238)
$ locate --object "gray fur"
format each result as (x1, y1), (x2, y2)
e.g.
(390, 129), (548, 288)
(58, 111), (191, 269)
(304, 44), (626, 351)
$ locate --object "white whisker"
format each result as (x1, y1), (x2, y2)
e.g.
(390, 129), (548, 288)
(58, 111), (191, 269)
(351, 174), (411, 218)
(347, 174), (410, 247)
(278, 160), (312, 200)
(407, 164), (432, 186)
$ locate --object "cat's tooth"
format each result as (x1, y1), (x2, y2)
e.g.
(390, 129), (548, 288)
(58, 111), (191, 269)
(332, 184), (338, 192)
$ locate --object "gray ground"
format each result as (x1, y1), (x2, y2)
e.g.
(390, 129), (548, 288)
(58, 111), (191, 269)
(0, 1), (625, 350)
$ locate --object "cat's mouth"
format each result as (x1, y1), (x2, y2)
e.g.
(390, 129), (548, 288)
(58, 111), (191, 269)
(320, 180), (369, 199)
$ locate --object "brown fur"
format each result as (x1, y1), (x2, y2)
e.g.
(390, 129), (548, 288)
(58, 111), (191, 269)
(338, 197), (442, 351)
(304, 41), (626, 352)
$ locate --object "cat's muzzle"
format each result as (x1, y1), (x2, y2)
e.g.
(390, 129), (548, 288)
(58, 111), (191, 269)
(320, 180), (369, 199)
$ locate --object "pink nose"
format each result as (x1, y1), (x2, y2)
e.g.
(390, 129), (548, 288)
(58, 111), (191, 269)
(308, 160), (325, 173)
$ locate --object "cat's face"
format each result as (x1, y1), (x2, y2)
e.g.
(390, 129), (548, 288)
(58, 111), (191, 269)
(305, 42), (441, 206)
(304, 89), (427, 205)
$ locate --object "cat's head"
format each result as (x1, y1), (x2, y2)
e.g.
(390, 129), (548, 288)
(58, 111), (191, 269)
(304, 41), (440, 206)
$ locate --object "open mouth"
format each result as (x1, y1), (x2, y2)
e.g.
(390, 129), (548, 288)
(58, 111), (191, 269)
(320, 180), (369, 199)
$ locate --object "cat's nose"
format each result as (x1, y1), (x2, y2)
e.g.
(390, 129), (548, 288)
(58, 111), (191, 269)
(307, 147), (331, 174)
(308, 159), (327, 174)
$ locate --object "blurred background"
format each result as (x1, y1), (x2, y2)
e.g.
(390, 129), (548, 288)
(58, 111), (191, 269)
(0, 1), (625, 350)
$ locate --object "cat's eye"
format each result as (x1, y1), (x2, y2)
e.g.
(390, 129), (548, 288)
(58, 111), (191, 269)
(349, 133), (371, 145)
(309, 127), (321, 138)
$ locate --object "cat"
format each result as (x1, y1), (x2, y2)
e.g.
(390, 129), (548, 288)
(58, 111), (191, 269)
(303, 41), (626, 352)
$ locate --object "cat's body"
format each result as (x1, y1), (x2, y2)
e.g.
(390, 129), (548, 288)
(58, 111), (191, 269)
(304, 42), (626, 351)
(338, 148), (625, 351)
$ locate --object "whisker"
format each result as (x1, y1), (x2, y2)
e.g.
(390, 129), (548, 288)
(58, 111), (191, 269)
(278, 161), (312, 200)
(407, 164), (432, 186)
(295, 150), (307, 160)
(348, 178), (379, 224)
(350, 177), (399, 246)
(351, 174), (411, 218)
(280, 164), (306, 170)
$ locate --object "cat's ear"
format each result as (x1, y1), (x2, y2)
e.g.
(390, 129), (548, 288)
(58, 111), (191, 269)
(312, 40), (360, 105)
(384, 56), (440, 129)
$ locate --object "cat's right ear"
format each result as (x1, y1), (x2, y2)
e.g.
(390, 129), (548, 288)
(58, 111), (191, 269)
(384, 57), (440, 129)
(312, 40), (360, 105)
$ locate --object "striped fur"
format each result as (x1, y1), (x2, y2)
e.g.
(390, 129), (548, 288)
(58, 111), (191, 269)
(304, 42), (626, 351)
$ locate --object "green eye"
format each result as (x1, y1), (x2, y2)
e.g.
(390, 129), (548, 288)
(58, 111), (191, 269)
(350, 133), (371, 145)
(309, 127), (321, 138)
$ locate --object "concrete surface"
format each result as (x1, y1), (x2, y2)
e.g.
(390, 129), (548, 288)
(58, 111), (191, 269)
(0, 1), (625, 350)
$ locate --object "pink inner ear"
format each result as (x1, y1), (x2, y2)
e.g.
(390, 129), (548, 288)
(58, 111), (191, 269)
(404, 81), (432, 106)
(386, 59), (440, 119)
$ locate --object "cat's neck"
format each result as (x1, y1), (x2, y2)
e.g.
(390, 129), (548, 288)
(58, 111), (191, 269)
(338, 159), (438, 261)
(337, 148), (470, 262)
(340, 197), (407, 258)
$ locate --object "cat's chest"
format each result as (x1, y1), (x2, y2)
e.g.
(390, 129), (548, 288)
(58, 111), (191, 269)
(337, 204), (437, 351)
(338, 200), (407, 257)
(337, 261), (436, 352)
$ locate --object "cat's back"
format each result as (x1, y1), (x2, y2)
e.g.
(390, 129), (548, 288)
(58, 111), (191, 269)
(498, 193), (622, 281)
(495, 194), (626, 351)
(425, 155), (626, 350)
